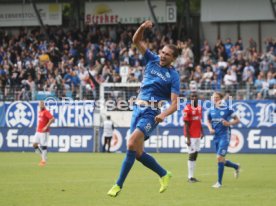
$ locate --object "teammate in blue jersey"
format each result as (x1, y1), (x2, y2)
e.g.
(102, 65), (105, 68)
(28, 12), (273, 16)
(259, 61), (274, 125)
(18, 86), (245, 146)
(107, 20), (180, 197)
(207, 92), (241, 188)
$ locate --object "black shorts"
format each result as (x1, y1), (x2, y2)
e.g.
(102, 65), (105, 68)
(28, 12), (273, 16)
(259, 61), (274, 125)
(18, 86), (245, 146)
(105, 136), (112, 140)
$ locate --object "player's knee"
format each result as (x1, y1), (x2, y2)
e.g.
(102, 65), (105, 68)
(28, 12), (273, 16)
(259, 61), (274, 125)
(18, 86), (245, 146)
(135, 151), (143, 160)
(217, 156), (225, 162)
(127, 141), (135, 150)
(127, 137), (138, 150)
(189, 152), (197, 161)
(41, 146), (47, 150)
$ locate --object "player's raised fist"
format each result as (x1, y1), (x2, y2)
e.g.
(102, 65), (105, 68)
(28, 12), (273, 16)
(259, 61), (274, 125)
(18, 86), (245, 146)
(142, 20), (153, 29)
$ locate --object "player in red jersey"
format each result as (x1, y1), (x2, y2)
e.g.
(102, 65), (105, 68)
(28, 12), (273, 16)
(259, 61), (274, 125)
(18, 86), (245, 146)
(33, 101), (55, 166)
(183, 92), (204, 183)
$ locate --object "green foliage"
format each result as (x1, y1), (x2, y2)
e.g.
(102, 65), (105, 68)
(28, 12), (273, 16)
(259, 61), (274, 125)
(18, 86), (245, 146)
(0, 153), (275, 206)
(176, 0), (200, 14)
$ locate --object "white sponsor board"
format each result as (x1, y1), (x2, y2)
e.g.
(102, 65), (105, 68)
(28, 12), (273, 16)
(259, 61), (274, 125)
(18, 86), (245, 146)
(85, 1), (176, 24)
(3, 129), (92, 152)
(0, 3), (62, 27)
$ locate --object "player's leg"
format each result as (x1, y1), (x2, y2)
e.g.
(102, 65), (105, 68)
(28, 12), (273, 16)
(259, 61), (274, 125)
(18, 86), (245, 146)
(102, 137), (107, 152)
(108, 106), (141, 197)
(187, 138), (200, 182)
(225, 159), (239, 169)
(136, 150), (166, 178)
(225, 159), (240, 178)
(116, 129), (143, 187)
(188, 152), (199, 182)
(33, 132), (45, 166)
(135, 120), (166, 178)
(135, 109), (171, 193)
(217, 155), (225, 185)
(224, 152), (240, 178)
(33, 132), (42, 154)
(39, 132), (49, 166)
(107, 137), (111, 152)
(107, 129), (143, 197)
(213, 140), (228, 188)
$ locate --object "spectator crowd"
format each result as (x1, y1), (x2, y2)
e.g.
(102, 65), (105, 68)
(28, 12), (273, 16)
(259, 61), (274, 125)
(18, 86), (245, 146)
(0, 24), (275, 101)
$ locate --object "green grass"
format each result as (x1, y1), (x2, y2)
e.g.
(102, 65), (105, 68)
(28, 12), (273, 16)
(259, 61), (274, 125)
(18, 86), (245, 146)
(0, 153), (276, 206)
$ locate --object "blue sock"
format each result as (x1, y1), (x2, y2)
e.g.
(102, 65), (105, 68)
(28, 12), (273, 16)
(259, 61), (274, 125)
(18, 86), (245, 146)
(218, 162), (225, 185)
(225, 160), (239, 170)
(116, 150), (136, 188)
(137, 152), (166, 177)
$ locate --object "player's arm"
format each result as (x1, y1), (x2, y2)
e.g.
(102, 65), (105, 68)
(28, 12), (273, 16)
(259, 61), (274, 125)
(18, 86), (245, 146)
(222, 115), (240, 127)
(155, 93), (178, 123)
(184, 120), (191, 146)
(200, 125), (204, 139)
(206, 120), (215, 134)
(132, 20), (152, 55)
(42, 117), (54, 132)
(207, 111), (215, 134)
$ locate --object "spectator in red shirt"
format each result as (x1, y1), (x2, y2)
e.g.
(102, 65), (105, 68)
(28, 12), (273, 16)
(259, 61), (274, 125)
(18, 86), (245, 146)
(33, 101), (55, 166)
(183, 92), (204, 183)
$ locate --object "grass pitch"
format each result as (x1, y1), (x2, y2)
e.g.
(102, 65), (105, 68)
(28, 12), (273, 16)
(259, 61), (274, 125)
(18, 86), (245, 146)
(0, 152), (275, 206)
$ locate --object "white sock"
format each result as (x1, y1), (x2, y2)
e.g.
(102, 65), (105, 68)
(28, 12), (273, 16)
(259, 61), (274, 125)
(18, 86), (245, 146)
(188, 160), (196, 179)
(42, 149), (47, 162)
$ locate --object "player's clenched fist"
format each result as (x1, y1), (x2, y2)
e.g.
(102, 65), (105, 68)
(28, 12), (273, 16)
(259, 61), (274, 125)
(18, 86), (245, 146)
(141, 20), (153, 29)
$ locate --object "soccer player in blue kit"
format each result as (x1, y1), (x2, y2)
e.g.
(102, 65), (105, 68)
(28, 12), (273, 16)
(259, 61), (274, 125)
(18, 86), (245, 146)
(107, 20), (180, 197)
(207, 92), (241, 188)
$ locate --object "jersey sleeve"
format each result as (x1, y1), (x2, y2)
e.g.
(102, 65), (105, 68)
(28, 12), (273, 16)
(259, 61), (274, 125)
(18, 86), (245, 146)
(171, 70), (180, 95)
(144, 49), (159, 63)
(44, 110), (53, 120)
(183, 106), (191, 121)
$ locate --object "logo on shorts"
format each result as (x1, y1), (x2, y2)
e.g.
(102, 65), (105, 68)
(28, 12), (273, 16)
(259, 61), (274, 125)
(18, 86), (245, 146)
(0, 133), (3, 149)
(145, 123), (152, 132)
(6, 102), (35, 127)
(232, 102), (254, 128)
(101, 129), (123, 152)
(228, 129), (244, 153)
(221, 149), (227, 155)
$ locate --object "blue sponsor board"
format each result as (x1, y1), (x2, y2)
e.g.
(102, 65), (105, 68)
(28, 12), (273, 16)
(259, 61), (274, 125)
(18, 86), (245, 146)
(0, 100), (95, 128)
(102, 127), (276, 154)
(0, 100), (275, 128)
(0, 127), (94, 152)
(0, 127), (275, 153)
(159, 100), (276, 128)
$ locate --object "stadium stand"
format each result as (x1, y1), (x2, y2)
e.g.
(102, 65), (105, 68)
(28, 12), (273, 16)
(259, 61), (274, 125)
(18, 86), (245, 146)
(0, 24), (275, 101)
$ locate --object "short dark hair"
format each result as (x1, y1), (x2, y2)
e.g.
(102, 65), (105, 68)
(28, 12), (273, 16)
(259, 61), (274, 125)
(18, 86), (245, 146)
(165, 44), (179, 58)
(214, 92), (224, 99)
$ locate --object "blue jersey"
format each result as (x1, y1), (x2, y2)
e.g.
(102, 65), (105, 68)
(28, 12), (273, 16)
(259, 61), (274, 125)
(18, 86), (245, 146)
(138, 49), (180, 101)
(207, 104), (234, 139)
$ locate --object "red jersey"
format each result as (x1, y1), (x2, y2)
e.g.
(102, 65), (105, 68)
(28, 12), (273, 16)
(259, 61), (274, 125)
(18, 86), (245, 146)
(183, 104), (202, 138)
(37, 109), (53, 132)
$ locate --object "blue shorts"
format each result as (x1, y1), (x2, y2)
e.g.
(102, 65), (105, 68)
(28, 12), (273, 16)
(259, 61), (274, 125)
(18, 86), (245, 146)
(130, 104), (160, 140)
(214, 136), (230, 157)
